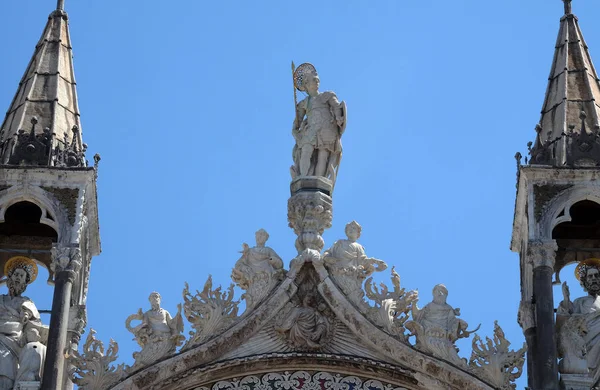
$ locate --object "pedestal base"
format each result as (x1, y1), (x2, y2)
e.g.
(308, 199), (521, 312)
(290, 176), (332, 196)
(560, 373), (594, 390)
(15, 381), (41, 390)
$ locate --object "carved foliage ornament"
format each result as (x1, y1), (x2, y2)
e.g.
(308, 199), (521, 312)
(469, 321), (526, 390)
(183, 275), (239, 350)
(526, 240), (558, 269)
(195, 371), (409, 390)
(68, 329), (127, 390)
(50, 246), (82, 278)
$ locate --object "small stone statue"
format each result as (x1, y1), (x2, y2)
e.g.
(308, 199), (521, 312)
(323, 221), (387, 304)
(231, 229), (284, 311)
(557, 258), (600, 383)
(276, 294), (329, 350)
(291, 63), (346, 183)
(15, 328), (46, 383)
(406, 284), (479, 366)
(126, 292), (184, 370)
(0, 257), (45, 390)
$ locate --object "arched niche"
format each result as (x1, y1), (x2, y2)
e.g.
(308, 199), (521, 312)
(0, 200), (58, 284)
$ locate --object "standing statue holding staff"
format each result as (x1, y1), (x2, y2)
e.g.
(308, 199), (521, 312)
(290, 63), (346, 185)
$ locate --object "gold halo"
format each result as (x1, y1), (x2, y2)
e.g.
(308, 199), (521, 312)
(4, 256), (38, 284)
(575, 258), (600, 280)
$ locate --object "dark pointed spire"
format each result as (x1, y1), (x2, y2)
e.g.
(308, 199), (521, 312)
(528, 1), (600, 166)
(0, 3), (86, 167)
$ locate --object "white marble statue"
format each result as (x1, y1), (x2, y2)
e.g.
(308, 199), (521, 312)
(406, 284), (479, 366)
(126, 292), (184, 370)
(291, 63), (346, 183)
(14, 328), (46, 384)
(323, 221), (387, 304)
(231, 229), (284, 311)
(0, 257), (45, 390)
(557, 258), (600, 383)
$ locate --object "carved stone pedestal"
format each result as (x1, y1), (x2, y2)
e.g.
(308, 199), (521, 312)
(14, 381), (41, 390)
(560, 374), (594, 390)
(288, 178), (333, 253)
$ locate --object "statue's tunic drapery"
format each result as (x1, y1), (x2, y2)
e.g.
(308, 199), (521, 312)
(0, 295), (40, 383)
(296, 91), (343, 154)
(572, 296), (600, 374)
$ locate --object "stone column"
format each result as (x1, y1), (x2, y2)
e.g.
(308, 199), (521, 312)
(42, 247), (82, 390)
(517, 300), (536, 390)
(527, 240), (559, 390)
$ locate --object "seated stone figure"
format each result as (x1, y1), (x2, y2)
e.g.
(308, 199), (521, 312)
(231, 229), (284, 311)
(323, 221), (387, 304)
(15, 328), (46, 383)
(557, 258), (600, 384)
(406, 284), (479, 366)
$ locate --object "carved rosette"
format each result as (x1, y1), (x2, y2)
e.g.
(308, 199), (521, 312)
(526, 240), (558, 269)
(468, 321), (526, 389)
(288, 191), (333, 253)
(68, 329), (127, 390)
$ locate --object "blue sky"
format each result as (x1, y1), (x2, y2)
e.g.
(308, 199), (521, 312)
(3, 0), (600, 388)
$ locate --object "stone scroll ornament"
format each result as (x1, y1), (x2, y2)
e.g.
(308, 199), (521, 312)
(290, 62), (346, 185)
(125, 292), (184, 370)
(323, 221), (387, 305)
(468, 321), (526, 390)
(0, 257), (48, 390)
(182, 275), (239, 349)
(556, 258), (600, 385)
(68, 329), (127, 390)
(405, 284), (480, 367)
(231, 229), (285, 311)
(365, 266), (418, 341)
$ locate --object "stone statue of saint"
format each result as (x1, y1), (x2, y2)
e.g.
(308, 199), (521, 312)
(291, 63), (346, 183)
(126, 292), (184, 370)
(231, 229), (284, 310)
(323, 221), (387, 304)
(406, 284), (479, 366)
(14, 328), (46, 383)
(557, 258), (600, 383)
(276, 294), (328, 350)
(0, 257), (45, 390)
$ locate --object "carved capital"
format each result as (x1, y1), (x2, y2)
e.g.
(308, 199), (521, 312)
(287, 191), (332, 253)
(527, 240), (558, 269)
(51, 246), (82, 282)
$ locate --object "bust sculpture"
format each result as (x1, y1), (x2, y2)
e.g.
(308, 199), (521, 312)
(557, 258), (600, 382)
(406, 284), (479, 366)
(231, 229), (284, 310)
(291, 63), (346, 184)
(126, 292), (184, 370)
(323, 221), (387, 304)
(0, 257), (44, 390)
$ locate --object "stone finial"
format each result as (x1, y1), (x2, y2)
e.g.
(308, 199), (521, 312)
(563, 0), (572, 15)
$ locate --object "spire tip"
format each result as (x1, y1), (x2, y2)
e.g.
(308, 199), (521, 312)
(56, 0), (65, 11)
(563, 0), (572, 15)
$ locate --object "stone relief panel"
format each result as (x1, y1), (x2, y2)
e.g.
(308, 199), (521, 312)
(194, 371), (410, 390)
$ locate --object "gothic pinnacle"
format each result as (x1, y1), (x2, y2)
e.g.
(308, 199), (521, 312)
(563, 0), (572, 15)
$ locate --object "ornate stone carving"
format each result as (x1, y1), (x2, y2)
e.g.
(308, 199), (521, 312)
(41, 187), (79, 225)
(288, 191), (332, 253)
(231, 229), (285, 311)
(526, 240), (557, 269)
(68, 329), (127, 390)
(195, 370), (408, 390)
(556, 259), (600, 382)
(468, 321), (526, 389)
(406, 284), (480, 367)
(365, 266), (418, 340)
(125, 292), (184, 370)
(183, 275), (239, 349)
(67, 305), (87, 350)
(275, 266), (333, 350)
(0, 257), (47, 390)
(290, 63), (347, 185)
(323, 221), (387, 305)
(533, 184), (573, 221)
(50, 246), (82, 280)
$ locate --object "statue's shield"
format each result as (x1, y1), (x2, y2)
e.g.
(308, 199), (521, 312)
(339, 101), (347, 134)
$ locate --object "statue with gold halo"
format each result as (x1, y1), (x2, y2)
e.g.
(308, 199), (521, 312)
(0, 257), (46, 390)
(290, 63), (346, 184)
(557, 258), (600, 383)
